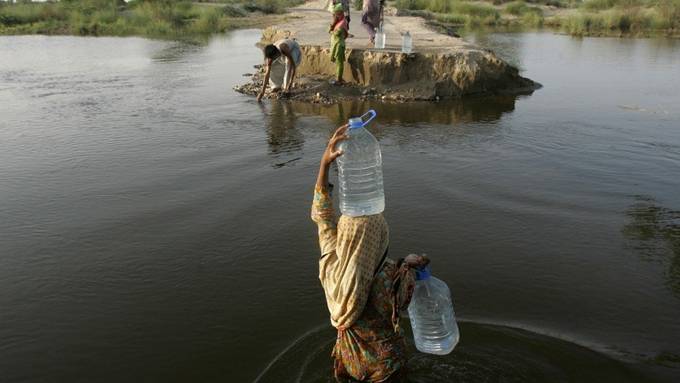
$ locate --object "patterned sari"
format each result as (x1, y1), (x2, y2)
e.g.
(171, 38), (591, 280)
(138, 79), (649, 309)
(312, 185), (415, 382)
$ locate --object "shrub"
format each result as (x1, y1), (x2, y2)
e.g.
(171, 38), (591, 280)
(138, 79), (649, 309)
(581, 0), (617, 10)
(221, 4), (247, 17)
(522, 9), (544, 25)
(0, 3), (54, 25)
(452, 2), (500, 19)
(190, 8), (221, 33)
(429, 0), (452, 13)
(504, 1), (543, 15)
(394, 0), (500, 25)
(653, 0), (680, 29)
(395, 0), (427, 11)
(435, 12), (469, 24)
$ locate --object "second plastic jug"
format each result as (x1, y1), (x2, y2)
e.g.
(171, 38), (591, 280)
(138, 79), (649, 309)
(375, 28), (386, 49)
(402, 31), (412, 54)
(408, 265), (460, 355)
(337, 110), (385, 217)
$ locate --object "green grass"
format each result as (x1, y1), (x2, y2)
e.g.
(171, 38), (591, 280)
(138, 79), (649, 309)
(491, 0), (567, 5)
(504, 1), (543, 16)
(552, 0), (680, 35)
(198, 0), (304, 13)
(395, 0), (501, 26)
(395, 0), (679, 35)
(503, 1), (544, 25)
(0, 0), (299, 38)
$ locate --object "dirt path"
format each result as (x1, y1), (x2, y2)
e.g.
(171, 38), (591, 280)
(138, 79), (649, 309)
(268, 0), (476, 53)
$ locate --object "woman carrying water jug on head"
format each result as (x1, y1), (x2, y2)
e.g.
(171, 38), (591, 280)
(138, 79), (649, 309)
(311, 113), (429, 382)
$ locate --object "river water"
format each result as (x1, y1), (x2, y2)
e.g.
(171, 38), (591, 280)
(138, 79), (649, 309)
(1, 30), (679, 382)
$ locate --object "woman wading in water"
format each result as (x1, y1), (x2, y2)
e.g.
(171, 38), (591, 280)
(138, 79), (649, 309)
(311, 125), (428, 382)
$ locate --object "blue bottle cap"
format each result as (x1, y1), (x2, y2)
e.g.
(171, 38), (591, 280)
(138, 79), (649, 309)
(347, 110), (377, 129)
(415, 265), (432, 281)
(348, 117), (363, 128)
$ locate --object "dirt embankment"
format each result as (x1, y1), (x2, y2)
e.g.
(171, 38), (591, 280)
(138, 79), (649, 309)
(234, 0), (538, 103)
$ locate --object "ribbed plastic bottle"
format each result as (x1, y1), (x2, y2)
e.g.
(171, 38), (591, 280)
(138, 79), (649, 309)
(402, 31), (412, 54)
(408, 265), (460, 355)
(375, 27), (386, 49)
(337, 110), (385, 217)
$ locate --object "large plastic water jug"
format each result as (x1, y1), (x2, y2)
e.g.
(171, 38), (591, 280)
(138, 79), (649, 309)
(337, 110), (385, 217)
(375, 28), (386, 49)
(408, 265), (460, 355)
(402, 31), (412, 54)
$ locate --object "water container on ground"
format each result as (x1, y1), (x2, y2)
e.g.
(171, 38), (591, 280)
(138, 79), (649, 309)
(375, 28), (386, 49)
(337, 110), (385, 217)
(402, 31), (412, 54)
(408, 265), (460, 355)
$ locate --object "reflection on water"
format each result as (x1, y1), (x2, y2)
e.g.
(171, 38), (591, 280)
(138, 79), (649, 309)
(287, 95), (519, 126)
(623, 196), (680, 296)
(255, 322), (656, 383)
(261, 101), (305, 168)
(151, 41), (205, 63)
(259, 95), (519, 168)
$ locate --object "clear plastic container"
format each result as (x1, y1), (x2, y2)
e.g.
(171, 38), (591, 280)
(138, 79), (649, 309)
(375, 28), (386, 49)
(337, 110), (385, 217)
(408, 265), (460, 355)
(402, 31), (412, 54)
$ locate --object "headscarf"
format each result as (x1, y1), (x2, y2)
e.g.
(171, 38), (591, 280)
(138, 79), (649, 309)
(331, 4), (348, 33)
(319, 214), (389, 329)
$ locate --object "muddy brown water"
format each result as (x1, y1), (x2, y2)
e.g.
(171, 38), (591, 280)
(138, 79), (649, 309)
(1, 30), (679, 382)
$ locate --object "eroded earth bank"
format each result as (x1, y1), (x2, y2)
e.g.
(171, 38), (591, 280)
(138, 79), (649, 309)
(234, 0), (539, 103)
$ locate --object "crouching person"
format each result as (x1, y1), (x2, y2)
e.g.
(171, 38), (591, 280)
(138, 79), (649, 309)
(257, 39), (303, 102)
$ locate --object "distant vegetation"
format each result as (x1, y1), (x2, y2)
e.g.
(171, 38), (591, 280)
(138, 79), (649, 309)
(0, 0), (302, 38)
(1, 0), (677, 38)
(394, 0), (680, 36)
(552, 0), (680, 36)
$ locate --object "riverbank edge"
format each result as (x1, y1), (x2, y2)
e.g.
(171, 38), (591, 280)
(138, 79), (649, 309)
(233, 26), (540, 103)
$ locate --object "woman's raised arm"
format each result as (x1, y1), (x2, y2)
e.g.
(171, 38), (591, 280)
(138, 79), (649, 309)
(311, 125), (349, 257)
(315, 124), (348, 190)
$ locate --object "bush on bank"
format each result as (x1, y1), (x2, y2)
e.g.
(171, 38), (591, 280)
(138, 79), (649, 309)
(393, 0), (679, 35)
(552, 0), (680, 35)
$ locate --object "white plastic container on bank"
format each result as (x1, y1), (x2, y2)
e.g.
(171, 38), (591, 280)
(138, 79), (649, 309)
(408, 265), (460, 355)
(375, 27), (386, 49)
(402, 31), (412, 54)
(337, 110), (385, 217)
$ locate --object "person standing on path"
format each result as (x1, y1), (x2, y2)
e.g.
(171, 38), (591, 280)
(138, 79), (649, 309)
(329, 3), (352, 85)
(256, 39), (302, 102)
(361, 0), (381, 46)
(325, 0), (351, 27)
(311, 124), (429, 382)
